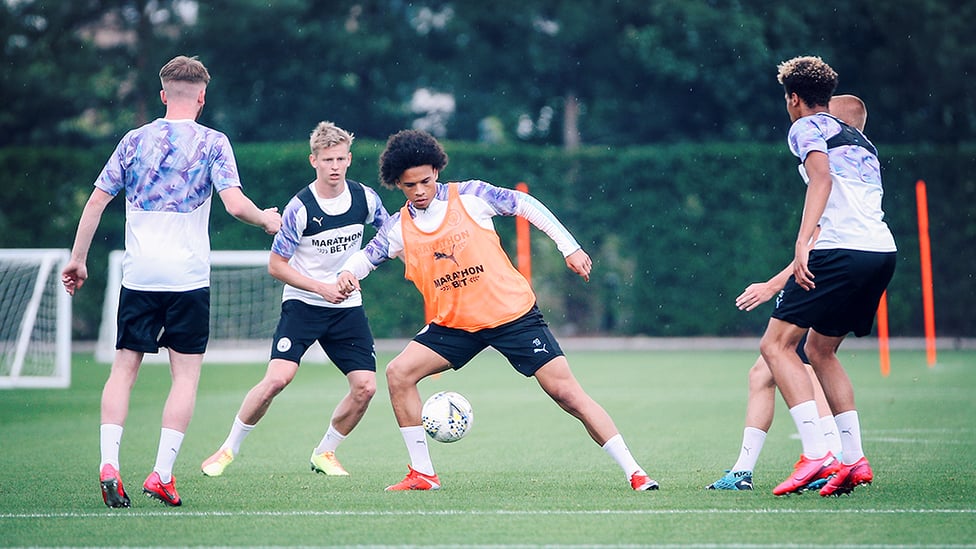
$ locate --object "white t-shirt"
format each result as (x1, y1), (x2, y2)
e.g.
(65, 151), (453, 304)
(95, 119), (243, 291)
(790, 113), (896, 253)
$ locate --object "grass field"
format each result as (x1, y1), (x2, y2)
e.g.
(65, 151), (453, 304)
(1, 347), (974, 547)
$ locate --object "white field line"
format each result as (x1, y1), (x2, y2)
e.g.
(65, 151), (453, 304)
(2, 507), (975, 520)
(786, 433), (973, 444)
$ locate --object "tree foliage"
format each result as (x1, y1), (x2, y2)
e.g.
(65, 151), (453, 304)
(3, 0), (972, 147)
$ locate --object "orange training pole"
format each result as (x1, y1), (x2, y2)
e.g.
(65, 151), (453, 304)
(915, 180), (937, 367)
(877, 291), (890, 377)
(515, 182), (531, 285)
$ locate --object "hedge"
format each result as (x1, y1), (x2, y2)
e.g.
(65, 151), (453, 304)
(2, 140), (972, 339)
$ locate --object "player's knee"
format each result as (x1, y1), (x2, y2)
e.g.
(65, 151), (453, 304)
(547, 384), (585, 413)
(748, 361), (774, 389)
(350, 378), (376, 403)
(385, 359), (409, 389)
(758, 335), (787, 362)
(262, 373), (293, 395)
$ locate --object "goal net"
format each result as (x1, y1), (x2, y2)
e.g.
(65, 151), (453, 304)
(96, 250), (320, 364)
(0, 249), (71, 388)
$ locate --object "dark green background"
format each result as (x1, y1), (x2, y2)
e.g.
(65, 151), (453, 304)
(3, 141), (971, 339)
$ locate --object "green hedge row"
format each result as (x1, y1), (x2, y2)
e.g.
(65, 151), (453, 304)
(2, 140), (972, 339)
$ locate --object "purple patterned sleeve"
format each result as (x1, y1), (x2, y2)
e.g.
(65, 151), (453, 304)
(455, 179), (519, 215)
(361, 212), (399, 266)
(271, 195), (304, 259)
(788, 115), (835, 162)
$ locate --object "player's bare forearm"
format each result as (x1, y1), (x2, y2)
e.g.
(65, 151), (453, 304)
(219, 187), (282, 234)
(63, 189), (113, 295)
(269, 254), (350, 303)
(794, 154), (831, 290)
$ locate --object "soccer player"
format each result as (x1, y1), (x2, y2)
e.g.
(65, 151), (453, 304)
(200, 121), (389, 478)
(337, 129), (658, 492)
(61, 55), (282, 508)
(706, 94), (868, 491)
(761, 57), (896, 497)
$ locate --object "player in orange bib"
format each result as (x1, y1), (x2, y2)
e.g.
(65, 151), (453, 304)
(338, 129), (658, 492)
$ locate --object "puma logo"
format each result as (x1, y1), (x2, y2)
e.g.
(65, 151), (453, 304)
(434, 245), (459, 266)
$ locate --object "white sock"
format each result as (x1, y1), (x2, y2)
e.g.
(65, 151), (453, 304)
(400, 425), (434, 476)
(731, 427), (767, 472)
(820, 415), (843, 458)
(601, 434), (645, 478)
(100, 423), (124, 470)
(152, 428), (185, 484)
(314, 424), (347, 455)
(789, 400), (827, 459)
(834, 410), (865, 464)
(222, 416), (255, 455)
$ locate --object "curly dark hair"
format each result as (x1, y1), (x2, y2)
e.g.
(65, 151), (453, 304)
(776, 56), (838, 108)
(378, 130), (449, 189)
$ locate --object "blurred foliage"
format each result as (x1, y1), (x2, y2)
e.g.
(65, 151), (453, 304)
(4, 141), (973, 339)
(1, 0), (974, 147)
(3, 0), (972, 340)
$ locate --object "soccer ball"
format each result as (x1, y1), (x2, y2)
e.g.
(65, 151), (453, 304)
(421, 391), (474, 443)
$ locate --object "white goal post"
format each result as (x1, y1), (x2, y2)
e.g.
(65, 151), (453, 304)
(0, 249), (72, 388)
(96, 250), (323, 364)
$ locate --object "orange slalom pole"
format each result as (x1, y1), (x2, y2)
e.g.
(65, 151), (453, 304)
(515, 182), (531, 285)
(877, 291), (890, 377)
(915, 180), (937, 367)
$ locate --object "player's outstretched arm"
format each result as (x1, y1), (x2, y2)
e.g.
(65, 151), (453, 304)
(217, 187), (281, 235)
(735, 263), (793, 312)
(736, 225), (822, 311)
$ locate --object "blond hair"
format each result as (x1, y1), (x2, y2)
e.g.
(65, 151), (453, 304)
(776, 56), (838, 108)
(309, 121), (354, 155)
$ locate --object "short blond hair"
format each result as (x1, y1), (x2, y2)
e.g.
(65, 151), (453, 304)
(776, 55), (838, 108)
(309, 121), (354, 155)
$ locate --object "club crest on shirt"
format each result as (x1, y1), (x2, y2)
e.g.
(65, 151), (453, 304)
(445, 209), (462, 227)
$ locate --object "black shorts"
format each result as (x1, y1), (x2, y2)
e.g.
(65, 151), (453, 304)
(773, 249), (896, 338)
(270, 300), (376, 374)
(413, 304), (564, 377)
(116, 286), (210, 354)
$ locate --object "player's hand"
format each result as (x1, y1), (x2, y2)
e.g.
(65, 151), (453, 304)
(735, 282), (778, 311)
(61, 261), (87, 296)
(319, 282), (351, 304)
(262, 207), (282, 235)
(336, 271), (361, 295)
(565, 249), (592, 282)
(793, 241), (815, 291)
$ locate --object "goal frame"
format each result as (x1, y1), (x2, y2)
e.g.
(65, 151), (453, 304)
(0, 249), (72, 388)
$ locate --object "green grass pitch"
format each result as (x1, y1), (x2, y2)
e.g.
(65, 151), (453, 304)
(1, 348), (974, 547)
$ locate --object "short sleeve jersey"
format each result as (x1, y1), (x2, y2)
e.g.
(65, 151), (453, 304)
(789, 113), (896, 252)
(95, 118), (243, 291)
(271, 180), (389, 308)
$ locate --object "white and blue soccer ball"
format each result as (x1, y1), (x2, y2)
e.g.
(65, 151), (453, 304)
(421, 391), (474, 443)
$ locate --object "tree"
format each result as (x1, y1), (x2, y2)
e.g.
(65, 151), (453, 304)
(2, 0), (974, 147)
